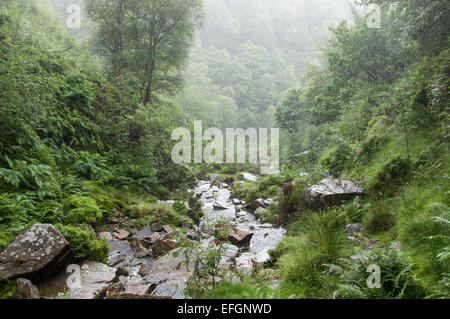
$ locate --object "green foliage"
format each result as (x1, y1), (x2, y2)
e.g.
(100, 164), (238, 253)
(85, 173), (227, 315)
(129, 203), (183, 228)
(362, 201), (394, 234)
(319, 144), (353, 175)
(327, 249), (424, 299)
(201, 279), (273, 299)
(302, 211), (348, 263)
(63, 195), (103, 224)
(56, 224), (109, 263)
(0, 279), (17, 300)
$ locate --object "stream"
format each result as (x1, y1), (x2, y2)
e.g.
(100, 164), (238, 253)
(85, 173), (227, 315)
(36, 173), (286, 299)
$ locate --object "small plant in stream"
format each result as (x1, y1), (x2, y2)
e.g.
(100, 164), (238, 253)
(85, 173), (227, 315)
(177, 218), (234, 298)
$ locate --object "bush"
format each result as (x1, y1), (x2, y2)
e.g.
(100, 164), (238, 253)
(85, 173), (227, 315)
(319, 144), (353, 175)
(63, 195), (103, 224)
(56, 224), (109, 263)
(370, 156), (411, 191)
(362, 202), (394, 234)
(327, 249), (425, 299)
(280, 250), (329, 298)
(129, 203), (183, 228)
(302, 210), (347, 263)
(0, 280), (17, 300)
(201, 280), (272, 299)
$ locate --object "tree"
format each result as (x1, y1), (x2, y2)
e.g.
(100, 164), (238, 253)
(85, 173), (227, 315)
(85, 0), (203, 104)
(84, 0), (130, 83)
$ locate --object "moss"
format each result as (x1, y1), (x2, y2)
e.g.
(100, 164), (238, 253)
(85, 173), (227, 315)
(128, 202), (184, 228)
(0, 280), (17, 300)
(56, 224), (109, 263)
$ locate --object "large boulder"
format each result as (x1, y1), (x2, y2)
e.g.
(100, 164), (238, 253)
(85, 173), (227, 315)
(304, 177), (364, 210)
(0, 223), (72, 281)
(11, 278), (40, 299)
(69, 261), (117, 299)
(228, 227), (253, 249)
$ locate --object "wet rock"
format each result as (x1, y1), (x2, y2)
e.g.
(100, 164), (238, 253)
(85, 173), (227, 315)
(305, 177), (364, 210)
(11, 278), (40, 299)
(135, 228), (154, 241)
(98, 232), (113, 241)
(213, 201), (231, 210)
(162, 225), (174, 234)
(346, 223), (362, 234)
(69, 261), (117, 299)
(116, 267), (129, 277)
(151, 248), (197, 273)
(107, 253), (127, 267)
(244, 198), (266, 212)
(149, 232), (162, 244)
(152, 238), (178, 257)
(0, 223), (72, 280)
(235, 252), (254, 273)
(151, 222), (163, 232)
(210, 174), (222, 188)
(187, 232), (201, 242)
(228, 227), (254, 249)
(145, 272), (190, 299)
(105, 282), (125, 299)
(241, 173), (258, 182)
(114, 230), (130, 240)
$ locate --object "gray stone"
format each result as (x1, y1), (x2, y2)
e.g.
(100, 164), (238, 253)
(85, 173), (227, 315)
(69, 261), (117, 299)
(11, 278), (40, 299)
(98, 232), (113, 241)
(228, 227), (253, 249)
(305, 177), (364, 210)
(152, 238), (178, 257)
(241, 173), (258, 182)
(0, 223), (72, 280)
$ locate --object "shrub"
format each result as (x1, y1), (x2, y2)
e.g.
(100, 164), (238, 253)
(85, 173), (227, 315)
(129, 203), (183, 228)
(280, 250), (329, 298)
(327, 249), (425, 299)
(319, 144), (353, 175)
(362, 203), (394, 234)
(302, 210), (347, 263)
(201, 280), (272, 299)
(0, 280), (17, 300)
(340, 197), (364, 223)
(63, 195), (103, 224)
(56, 224), (109, 263)
(258, 175), (283, 192)
(370, 156), (411, 191)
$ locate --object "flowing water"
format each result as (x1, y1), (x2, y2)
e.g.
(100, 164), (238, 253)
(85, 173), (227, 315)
(36, 173), (286, 299)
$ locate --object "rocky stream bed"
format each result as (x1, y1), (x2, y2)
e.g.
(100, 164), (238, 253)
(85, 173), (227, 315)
(1, 173), (287, 299)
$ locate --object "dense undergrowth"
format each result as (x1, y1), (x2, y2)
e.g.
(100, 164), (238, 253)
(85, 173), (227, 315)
(0, 1), (195, 263)
(202, 1), (449, 299)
